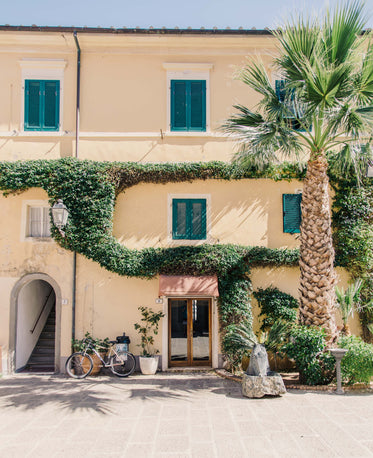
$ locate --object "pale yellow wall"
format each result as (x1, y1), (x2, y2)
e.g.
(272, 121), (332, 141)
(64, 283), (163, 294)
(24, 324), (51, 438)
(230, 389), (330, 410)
(0, 188), (74, 368)
(113, 179), (303, 249)
(0, 31), (277, 162)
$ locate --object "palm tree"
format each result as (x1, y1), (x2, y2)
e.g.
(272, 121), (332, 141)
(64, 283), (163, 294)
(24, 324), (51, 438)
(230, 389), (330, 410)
(223, 1), (373, 341)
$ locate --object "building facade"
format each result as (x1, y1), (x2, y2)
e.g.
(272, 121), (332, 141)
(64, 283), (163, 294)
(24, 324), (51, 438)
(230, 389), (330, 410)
(0, 27), (357, 374)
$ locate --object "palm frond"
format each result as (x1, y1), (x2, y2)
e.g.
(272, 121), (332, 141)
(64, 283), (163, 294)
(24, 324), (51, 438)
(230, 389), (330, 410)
(328, 143), (373, 184)
(322, 0), (366, 66)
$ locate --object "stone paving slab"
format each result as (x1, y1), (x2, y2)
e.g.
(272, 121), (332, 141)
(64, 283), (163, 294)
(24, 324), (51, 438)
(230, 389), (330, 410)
(0, 371), (372, 457)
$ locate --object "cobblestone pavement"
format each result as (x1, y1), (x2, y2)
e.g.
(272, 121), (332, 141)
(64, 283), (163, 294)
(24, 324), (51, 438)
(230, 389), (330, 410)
(0, 371), (373, 457)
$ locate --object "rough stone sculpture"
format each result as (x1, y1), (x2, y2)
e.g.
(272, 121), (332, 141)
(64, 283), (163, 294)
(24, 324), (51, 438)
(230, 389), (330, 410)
(242, 344), (286, 398)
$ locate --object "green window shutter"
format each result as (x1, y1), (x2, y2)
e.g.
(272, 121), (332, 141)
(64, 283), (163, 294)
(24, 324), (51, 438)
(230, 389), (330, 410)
(171, 81), (187, 131)
(172, 199), (207, 240)
(173, 200), (188, 239)
(171, 80), (206, 132)
(275, 80), (286, 103)
(43, 81), (60, 130)
(190, 200), (206, 239)
(24, 79), (60, 131)
(25, 80), (41, 129)
(190, 81), (206, 131)
(283, 194), (302, 233)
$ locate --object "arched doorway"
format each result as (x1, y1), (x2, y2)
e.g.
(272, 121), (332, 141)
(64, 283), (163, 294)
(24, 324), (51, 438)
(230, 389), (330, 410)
(9, 273), (62, 374)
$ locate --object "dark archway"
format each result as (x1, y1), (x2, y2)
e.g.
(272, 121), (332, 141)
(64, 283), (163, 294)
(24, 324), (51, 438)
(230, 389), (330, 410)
(9, 273), (62, 374)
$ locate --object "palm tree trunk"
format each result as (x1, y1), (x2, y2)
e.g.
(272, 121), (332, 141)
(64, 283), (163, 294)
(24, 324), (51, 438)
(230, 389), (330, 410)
(299, 155), (338, 342)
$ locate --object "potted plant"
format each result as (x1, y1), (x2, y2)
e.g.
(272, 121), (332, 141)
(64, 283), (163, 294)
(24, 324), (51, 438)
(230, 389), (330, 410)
(134, 306), (164, 375)
(72, 332), (110, 375)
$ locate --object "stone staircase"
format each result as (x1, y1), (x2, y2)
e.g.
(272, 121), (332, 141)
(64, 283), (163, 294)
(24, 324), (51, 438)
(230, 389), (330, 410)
(24, 307), (55, 373)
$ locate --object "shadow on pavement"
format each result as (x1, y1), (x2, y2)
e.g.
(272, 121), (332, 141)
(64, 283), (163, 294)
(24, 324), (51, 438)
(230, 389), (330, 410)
(0, 372), (240, 413)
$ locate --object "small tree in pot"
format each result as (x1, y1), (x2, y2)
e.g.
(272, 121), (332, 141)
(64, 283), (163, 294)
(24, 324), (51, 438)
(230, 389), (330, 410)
(134, 306), (164, 374)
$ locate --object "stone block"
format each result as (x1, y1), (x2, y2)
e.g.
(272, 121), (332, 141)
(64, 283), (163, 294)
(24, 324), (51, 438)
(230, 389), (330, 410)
(242, 373), (286, 398)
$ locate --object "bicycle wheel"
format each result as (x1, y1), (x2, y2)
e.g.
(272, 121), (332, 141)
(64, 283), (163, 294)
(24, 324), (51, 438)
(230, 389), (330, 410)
(110, 352), (136, 377)
(66, 352), (93, 379)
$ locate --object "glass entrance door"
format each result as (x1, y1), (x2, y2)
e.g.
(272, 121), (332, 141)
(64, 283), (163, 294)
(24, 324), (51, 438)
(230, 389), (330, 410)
(169, 298), (211, 367)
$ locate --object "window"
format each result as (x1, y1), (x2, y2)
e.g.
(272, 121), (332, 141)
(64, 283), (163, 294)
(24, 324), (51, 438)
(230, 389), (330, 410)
(163, 63), (212, 133)
(24, 80), (60, 131)
(275, 80), (306, 132)
(172, 199), (206, 240)
(27, 206), (51, 238)
(283, 194), (302, 234)
(171, 80), (206, 131)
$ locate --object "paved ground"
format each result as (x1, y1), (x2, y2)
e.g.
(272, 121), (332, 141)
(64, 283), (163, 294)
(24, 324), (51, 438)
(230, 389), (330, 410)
(0, 371), (373, 458)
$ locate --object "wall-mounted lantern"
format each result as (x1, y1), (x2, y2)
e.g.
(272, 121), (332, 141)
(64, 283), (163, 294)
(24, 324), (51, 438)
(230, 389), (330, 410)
(51, 199), (69, 237)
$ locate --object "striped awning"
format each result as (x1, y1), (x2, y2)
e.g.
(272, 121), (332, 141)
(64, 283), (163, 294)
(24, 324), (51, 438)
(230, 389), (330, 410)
(159, 275), (219, 297)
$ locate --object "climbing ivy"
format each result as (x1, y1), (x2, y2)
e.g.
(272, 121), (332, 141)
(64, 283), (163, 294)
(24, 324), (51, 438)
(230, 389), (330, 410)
(0, 158), (301, 369)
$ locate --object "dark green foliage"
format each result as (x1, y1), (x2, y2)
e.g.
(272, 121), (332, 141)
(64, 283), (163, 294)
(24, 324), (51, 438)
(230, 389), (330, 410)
(284, 326), (335, 385)
(254, 287), (298, 332)
(338, 335), (373, 385)
(332, 183), (373, 339)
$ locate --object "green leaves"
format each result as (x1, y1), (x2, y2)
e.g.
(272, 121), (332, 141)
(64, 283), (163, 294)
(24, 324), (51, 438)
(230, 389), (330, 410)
(134, 307), (165, 357)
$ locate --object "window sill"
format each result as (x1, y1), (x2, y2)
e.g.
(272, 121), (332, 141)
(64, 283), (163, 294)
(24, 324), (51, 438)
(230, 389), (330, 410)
(23, 237), (53, 243)
(168, 237), (211, 246)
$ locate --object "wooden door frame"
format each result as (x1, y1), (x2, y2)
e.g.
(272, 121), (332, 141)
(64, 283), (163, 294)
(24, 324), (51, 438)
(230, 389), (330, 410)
(168, 298), (212, 367)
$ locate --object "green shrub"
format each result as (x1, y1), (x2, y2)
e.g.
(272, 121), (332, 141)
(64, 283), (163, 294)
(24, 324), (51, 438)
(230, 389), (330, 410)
(72, 332), (110, 354)
(338, 335), (373, 385)
(284, 326), (335, 385)
(254, 287), (298, 332)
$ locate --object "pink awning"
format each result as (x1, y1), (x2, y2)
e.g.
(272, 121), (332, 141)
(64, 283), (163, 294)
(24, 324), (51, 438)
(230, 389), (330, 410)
(159, 275), (219, 297)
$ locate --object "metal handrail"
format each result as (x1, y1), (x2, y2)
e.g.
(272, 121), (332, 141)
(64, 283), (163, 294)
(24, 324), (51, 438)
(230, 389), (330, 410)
(30, 288), (54, 334)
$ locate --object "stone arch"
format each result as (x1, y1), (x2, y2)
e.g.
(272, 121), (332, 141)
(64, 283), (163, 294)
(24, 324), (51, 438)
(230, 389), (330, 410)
(9, 273), (62, 373)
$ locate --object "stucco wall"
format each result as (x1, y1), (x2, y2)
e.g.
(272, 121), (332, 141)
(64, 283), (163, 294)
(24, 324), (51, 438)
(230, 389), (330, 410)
(0, 31), (276, 162)
(113, 179), (303, 249)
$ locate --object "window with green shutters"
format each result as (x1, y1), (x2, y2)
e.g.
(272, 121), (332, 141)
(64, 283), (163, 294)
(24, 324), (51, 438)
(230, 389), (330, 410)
(275, 80), (307, 132)
(283, 194), (302, 234)
(172, 199), (207, 240)
(24, 80), (60, 131)
(171, 80), (206, 131)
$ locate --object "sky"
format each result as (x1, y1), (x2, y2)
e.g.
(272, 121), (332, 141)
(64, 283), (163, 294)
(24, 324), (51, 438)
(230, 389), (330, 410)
(1, 0), (373, 29)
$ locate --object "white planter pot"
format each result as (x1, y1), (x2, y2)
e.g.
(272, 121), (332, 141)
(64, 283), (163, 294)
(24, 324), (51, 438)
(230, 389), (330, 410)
(139, 356), (159, 375)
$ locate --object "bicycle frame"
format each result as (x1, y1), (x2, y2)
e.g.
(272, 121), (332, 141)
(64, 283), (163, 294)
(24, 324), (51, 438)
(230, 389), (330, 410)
(82, 342), (129, 368)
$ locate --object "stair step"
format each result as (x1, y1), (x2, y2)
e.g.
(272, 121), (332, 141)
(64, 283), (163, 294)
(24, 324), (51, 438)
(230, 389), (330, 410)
(40, 331), (55, 338)
(43, 325), (55, 332)
(33, 347), (54, 355)
(28, 356), (55, 364)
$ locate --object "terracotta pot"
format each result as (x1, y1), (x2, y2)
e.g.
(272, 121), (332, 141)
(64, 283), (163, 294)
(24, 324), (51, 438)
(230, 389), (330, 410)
(81, 352), (105, 376)
(139, 356), (159, 375)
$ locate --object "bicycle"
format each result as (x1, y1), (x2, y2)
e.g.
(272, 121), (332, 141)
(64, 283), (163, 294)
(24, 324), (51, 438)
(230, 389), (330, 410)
(65, 339), (136, 379)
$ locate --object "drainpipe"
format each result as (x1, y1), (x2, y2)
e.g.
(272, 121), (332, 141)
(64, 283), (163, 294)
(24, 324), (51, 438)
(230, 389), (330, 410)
(71, 31), (81, 341)
(73, 31), (81, 159)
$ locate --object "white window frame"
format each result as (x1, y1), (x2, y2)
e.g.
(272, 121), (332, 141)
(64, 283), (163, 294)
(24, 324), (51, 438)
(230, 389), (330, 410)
(167, 193), (211, 245)
(162, 63), (213, 135)
(20, 200), (52, 242)
(19, 59), (66, 134)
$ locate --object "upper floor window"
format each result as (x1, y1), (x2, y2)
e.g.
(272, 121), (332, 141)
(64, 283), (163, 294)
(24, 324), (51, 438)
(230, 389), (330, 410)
(283, 193), (302, 234)
(275, 80), (306, 132)
(171, 80), (206, 132)
(163, 63), (213, 134)
(172, 198), (207, 240)
(24, 80), (60, 131)
(19, 59), (66, 133)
